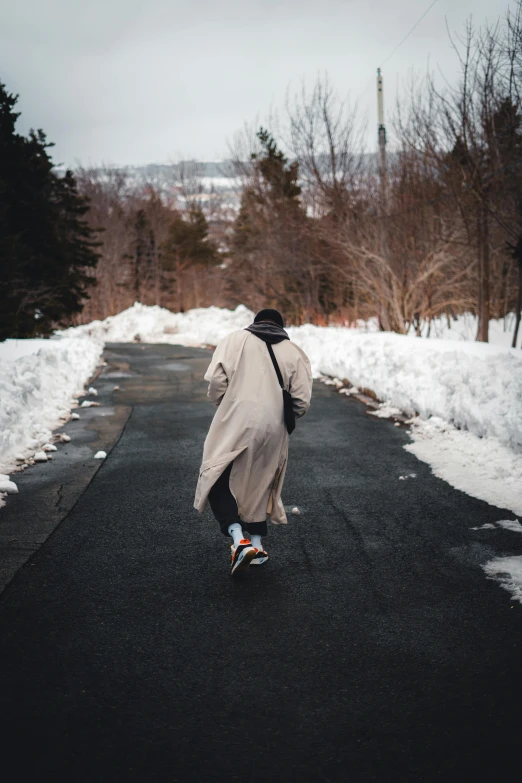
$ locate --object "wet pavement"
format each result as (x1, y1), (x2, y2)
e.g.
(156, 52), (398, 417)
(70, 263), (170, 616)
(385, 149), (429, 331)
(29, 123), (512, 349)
(1, 342), (521, 782)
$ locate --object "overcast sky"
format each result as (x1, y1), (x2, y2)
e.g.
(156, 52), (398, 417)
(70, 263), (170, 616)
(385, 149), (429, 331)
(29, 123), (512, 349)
(0, 0), (515, 167)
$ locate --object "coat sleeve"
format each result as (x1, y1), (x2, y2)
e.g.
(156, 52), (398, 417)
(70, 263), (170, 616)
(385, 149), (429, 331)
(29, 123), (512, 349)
(289, 346), (313, 419)
(204, 336), (229, 405)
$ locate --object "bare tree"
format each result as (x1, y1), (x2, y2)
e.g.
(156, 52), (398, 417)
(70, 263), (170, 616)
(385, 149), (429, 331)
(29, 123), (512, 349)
(286, 75), (366, 220)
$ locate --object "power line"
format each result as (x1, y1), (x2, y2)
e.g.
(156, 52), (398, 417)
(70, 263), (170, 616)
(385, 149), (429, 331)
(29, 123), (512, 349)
(356, 0), (439, 111)
(379, 0), (439, 69)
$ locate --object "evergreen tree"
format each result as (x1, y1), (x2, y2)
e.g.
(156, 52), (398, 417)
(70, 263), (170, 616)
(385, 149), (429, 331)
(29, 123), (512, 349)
(131, 208), (156, 302)
(488, 98), (522, 347)
(233, 128), (303, 256)
(252, 128), (302, 204)
(161, 204), (218, 311)
(231, 128), (326, 322)
(0, 82), (100, 340)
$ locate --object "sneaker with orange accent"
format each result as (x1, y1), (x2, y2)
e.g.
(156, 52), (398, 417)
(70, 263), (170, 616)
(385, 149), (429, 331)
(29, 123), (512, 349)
(230, 540), (256, 576)
(251, 549), (269, 566)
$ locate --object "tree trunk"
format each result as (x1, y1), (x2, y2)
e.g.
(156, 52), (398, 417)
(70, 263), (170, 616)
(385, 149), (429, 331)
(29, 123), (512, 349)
(176, 253), (184, 313)
(481, 197), (490, 342)
(476, 197), (490, 342)
(513, 260), (522, 349)
(135, 251), (141, 304)
(152, 242), (160, 306)
(502, 261), (510, 329)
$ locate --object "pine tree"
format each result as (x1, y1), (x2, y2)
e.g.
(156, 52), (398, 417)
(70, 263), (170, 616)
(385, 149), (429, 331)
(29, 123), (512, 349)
(489, 98), (522, 347)
(252, 128), (302, 204)
(0, 82), (100, 340)
(161, 205), (219, 311)
(131, 208), (156, 302)
(233, 128), (303, 255)
(231, 128), (318, 321)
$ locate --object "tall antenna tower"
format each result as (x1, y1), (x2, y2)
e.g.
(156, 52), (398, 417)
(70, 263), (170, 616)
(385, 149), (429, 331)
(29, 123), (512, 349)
(377, 67), (387, 208)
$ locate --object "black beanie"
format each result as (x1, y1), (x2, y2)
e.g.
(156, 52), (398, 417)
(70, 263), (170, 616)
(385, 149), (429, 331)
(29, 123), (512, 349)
(254, 308), (284, 328)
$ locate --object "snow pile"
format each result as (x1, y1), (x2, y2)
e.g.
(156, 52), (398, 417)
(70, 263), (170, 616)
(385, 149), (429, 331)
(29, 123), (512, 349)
(0, 475), (19, 494)
(57, 302), (253, 347)
(483, 557), (522, 604)
(287, 325), (522, 451)
(0, 474), (18, 510)
(0, 337), (102, 475)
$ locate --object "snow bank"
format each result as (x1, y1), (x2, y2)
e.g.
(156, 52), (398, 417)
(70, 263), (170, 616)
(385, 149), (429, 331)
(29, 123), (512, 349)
(57, 303), (253, 347)
(0, 337), (102, 474)
(287, 325), (522, 452)
(2, 302), (521, 525)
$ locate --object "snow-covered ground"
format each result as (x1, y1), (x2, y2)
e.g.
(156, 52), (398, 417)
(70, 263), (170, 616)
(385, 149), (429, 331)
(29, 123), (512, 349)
(287, 325), (521, 448)
(1, 302), (521, 600)
(0, 337), (102, 504)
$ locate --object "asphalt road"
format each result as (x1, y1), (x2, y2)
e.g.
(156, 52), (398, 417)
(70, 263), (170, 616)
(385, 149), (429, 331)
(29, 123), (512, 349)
(1, 342), (521, 783)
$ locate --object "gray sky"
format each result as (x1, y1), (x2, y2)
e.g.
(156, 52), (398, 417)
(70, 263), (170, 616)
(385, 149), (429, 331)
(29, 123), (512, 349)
(0, 0), (515, 167)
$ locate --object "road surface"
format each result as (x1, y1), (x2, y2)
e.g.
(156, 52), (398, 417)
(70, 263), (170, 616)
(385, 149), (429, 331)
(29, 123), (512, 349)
(0, 342), (521, 782)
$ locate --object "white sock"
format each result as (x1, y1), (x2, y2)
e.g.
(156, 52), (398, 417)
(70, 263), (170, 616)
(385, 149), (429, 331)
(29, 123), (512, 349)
(228, 523), (245, 547)
(250, 534), (263, 551)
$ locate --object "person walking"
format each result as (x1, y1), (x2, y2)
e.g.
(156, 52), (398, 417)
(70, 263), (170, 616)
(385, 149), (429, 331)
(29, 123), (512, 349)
(194, 308), (313, 576)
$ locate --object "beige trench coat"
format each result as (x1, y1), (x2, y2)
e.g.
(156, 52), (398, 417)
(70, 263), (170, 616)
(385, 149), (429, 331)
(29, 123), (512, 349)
(194, 329), (313, 525)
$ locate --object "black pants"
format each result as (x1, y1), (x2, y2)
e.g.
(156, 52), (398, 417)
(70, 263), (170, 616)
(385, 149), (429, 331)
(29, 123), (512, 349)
(208, 462), (268, 538)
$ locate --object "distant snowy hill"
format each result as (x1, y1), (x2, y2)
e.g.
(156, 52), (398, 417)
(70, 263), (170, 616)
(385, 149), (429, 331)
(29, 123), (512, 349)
(68, 153), (387, 204)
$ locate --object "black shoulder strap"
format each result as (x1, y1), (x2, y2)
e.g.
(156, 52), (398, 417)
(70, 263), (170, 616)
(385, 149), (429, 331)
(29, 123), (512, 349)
(266, 343), (284, 389)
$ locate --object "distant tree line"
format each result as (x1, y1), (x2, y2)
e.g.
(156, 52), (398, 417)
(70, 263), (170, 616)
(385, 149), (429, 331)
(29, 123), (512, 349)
(1, 2), (521, 344)
(226, 3), (522, 345)
(73, 164), (224, 323)
(78, 2), (522, 345)
(0, 88), (225, 337)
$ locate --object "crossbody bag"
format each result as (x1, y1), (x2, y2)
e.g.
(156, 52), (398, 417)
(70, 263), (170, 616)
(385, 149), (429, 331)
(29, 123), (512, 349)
(266, 343), (296, 435)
